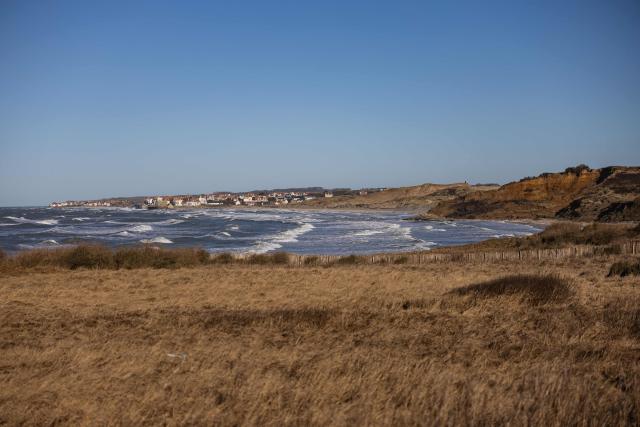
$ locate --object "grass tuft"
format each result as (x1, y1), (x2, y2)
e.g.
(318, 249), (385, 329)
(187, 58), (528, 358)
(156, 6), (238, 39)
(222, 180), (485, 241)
(608, 259), (640, 277)
(448, 274), (572, 305)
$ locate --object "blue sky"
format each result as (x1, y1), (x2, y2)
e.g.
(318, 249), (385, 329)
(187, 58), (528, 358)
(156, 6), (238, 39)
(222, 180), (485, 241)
(1, 0), (639, 206)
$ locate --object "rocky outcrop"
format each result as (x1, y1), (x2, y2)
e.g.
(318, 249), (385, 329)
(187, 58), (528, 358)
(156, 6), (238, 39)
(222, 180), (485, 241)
(428, 165), (640, 221)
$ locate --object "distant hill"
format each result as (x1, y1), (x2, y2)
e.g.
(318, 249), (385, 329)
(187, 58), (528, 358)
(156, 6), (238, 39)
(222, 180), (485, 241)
(425, 165), (640, 221)
(300, 183), (499, 210)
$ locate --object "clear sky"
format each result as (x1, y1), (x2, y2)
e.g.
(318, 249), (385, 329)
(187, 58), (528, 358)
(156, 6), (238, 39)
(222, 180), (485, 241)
(1, 0), (639, 206)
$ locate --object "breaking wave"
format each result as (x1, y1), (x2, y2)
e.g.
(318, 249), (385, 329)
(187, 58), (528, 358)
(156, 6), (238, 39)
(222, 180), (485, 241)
(129, 224), (153, 233)
(140, 236), (173, 244)
(5, 216), (59, 226)
(353, 229), (385, 237)
(273, 222), (315, 243)
(248, 241), (283, 254)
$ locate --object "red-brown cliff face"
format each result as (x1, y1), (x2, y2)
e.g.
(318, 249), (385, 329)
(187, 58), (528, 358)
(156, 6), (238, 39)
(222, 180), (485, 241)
(428, 166), (640, 221)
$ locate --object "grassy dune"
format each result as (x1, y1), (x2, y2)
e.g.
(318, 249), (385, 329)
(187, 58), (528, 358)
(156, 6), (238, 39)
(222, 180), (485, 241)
(1, 255), (640, 425)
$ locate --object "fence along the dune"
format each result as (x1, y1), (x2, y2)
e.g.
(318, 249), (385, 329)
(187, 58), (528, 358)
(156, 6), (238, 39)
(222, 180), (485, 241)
(274, 240), (640, 266)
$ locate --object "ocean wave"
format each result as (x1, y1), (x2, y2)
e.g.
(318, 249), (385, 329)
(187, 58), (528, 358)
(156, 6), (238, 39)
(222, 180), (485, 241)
(130, 224), (153, 233)
(5, 216), (59, 226)
(388, 223), (413, 239)
(140, 236), (173, 244)
(72, 217), (91, 221)
(44, 225), (124, 236)
(414, 240), (437, 250)
(273, 222), (315, 243)
(353, 229), (385, 237)
(220, 231), (231, 237)
(152, 218), (185, 225)
(17, 239), (62, 250)
(424, 225), (446, 232)
(247, 241), (283, 254)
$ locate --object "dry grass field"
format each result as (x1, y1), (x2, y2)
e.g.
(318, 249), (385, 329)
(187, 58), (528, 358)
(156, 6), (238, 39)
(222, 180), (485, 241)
(1, 253), (640, 425)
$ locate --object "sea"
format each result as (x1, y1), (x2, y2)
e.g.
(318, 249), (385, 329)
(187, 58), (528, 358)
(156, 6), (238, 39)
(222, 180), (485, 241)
(0, 207), (542, 255)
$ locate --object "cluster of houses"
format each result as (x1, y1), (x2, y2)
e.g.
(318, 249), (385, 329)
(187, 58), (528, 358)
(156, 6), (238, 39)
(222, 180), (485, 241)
(49, 200), (112, 208)
(144, 191), (323, 209)
(50, 188), (388, 209)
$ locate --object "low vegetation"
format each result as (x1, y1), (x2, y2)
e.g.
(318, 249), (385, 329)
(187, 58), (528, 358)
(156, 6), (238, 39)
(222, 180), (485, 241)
(608, 259), (640, 277)
(2, 245), (211, 271)
(245, 251), (290, 265)
(445, 221), (639, 253)
(1, 259), (639, 425)
(447, 274), (572, 305)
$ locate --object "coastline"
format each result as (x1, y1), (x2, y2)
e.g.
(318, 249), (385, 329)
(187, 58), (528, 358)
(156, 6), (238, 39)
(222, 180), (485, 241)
(1, 205), (548, 256)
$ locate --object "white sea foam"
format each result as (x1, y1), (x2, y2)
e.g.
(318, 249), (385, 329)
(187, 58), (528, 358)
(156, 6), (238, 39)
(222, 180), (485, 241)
(130, 224), (153, 233)
(5, 216), (59, 226)
(414, 240), (437, 250)
(140, 236), (173, 244)
(153, 218), (185, 225)
(273, 222), (315, 243)
(41, 239), (60, 245)
(248, 241), (283, 254)
(424, 225), (446, 232)
(229, 225), (239, 231)
(220, 231), (231, 237)
(388, 223), (413, 239)
(72, 217), (91, 221)
(353, 229), (384, 236)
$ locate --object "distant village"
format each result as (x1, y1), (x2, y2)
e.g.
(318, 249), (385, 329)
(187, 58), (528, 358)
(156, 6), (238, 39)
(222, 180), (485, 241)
(49, 187), (387, 209)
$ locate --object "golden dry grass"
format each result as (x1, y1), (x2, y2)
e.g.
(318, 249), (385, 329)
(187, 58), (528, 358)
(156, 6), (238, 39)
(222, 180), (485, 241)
(1, 255), (640, 425)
